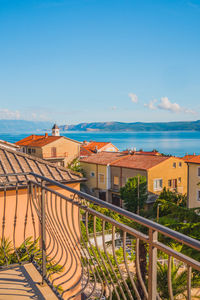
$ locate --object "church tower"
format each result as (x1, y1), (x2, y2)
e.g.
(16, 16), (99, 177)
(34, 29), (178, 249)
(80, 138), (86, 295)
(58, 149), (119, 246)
(52, 123), (60, 136)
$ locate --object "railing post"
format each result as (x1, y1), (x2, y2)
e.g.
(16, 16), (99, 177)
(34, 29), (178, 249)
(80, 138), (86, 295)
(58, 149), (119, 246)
(41, 180), (46, 285)
(148, 228), (157, 300)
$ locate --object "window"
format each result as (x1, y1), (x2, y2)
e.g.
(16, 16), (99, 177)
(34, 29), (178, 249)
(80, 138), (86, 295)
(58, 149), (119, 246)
(154, 179), (163, 191)
(178, 177), (181, 184)
(198, 168), (200, 177)
(51, 147), (57, 157)
(172, 179), (177, 188)
(114, 176), (119, 186)
(168, 180), (172, 187)
(99, 174), (104, 183)
(173, 162), (176, 168)
(90, 171), (95, 177)
(28, 148), (31, 154)
(32, 149), (36, 153)
(179, 162), (182, 168)
(197, 190), (200, 201)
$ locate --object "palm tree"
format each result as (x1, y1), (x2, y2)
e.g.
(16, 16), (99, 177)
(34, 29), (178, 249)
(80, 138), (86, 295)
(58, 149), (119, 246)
(157, 260), (200, 299)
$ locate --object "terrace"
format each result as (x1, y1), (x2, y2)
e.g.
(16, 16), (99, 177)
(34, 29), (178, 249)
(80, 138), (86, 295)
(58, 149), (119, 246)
(0, 172), (200, 299)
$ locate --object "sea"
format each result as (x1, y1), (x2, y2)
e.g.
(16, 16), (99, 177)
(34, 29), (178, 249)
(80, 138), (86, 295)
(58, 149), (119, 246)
(1, 131), (200, 157)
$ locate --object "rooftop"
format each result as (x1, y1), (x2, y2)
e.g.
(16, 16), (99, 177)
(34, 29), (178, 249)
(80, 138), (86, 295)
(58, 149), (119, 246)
(82, 141), (118, 153)
(15, 134), (81, 147)
(80, 151), (126, 165)
(111, 154), (169, 170)
(185, 155), (200, 164)
(0, 145), (83, 185)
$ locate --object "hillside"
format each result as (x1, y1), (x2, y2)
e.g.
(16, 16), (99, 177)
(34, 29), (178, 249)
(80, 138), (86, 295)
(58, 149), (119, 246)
(60, 120), (200, 132)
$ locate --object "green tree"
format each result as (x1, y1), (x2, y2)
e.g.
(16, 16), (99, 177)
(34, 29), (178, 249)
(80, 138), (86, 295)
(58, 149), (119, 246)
(120, 175), (148, 213)
(158, 187), (187, 207)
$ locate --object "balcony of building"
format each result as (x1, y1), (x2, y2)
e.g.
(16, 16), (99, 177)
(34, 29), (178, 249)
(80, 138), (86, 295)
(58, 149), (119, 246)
(0, 172), (200, 299)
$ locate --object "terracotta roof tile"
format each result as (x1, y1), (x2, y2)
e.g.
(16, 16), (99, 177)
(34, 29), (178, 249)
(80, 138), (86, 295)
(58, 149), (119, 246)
(82, 141), (118, 153)
(80, 152), (126, 165)
(0, 145), (84, 185)
(182, 155), (198, 161)
(15, 134), (61, 147)
(80, 146), (93, 157)
(110, 154), (169, 170)
(185, 155), (200, 164)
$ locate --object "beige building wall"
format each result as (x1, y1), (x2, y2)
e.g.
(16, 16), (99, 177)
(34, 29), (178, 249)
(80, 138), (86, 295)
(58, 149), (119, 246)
(42, 137), (80, 166)
(26, 146), (43, 158)
(110, 166), (147, 191)
(0, 182), (81, 299)
(187, 163), (200, 208)
(80, 162), (107, 192)
(148, 157), (187, 195)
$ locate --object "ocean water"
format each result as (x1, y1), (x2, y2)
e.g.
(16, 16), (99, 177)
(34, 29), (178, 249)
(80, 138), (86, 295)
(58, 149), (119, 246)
(1, 131), (200, 157)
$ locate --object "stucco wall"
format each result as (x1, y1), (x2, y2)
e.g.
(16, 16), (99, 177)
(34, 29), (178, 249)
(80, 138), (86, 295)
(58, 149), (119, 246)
(110, 166), (147, 190)
(148, 157), (187, 195)
(0, 182), (81, 299)
(42, 137), (80, 166)
(188, 163), (200, 208)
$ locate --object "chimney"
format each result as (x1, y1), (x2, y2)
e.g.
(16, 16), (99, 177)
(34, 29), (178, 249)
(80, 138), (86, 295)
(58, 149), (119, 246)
(45, 133), (48, 138)
(32, 135), (36, 140)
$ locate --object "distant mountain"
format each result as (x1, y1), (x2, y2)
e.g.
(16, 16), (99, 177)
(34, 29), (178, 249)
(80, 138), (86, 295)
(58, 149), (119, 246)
(60, 121), (200, 132)
(0, 120), (52, 133)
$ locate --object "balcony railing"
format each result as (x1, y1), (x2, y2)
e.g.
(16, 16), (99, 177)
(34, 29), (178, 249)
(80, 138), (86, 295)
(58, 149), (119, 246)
(0, 172), (200, 299)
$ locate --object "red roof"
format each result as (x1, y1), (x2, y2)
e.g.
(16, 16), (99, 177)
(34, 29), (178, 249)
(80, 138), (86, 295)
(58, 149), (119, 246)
(80, 152), (126, 165)
(185, 155), (200, 164)
(80, 146), (93, 157)
(82, 141), (118, 153)
(182, 154), (197, 161)
(111, 154), (169, 170)
(15, 134), (61, 147)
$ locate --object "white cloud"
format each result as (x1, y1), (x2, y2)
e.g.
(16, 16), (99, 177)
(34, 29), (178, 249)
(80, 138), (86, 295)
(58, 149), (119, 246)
(157, 97), (181, 113)
(0, 109), (21, 120)
(129, 93), (138, 103)
(144, 99), (157, 110)
(144, 97), (196, 115)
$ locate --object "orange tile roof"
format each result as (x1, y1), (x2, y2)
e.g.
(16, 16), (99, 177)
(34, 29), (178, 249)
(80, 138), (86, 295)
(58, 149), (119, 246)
(80, 152), (126, 165)
(182, 154), (197, 161)
(80, 146), (93, 157)
(15, 134), (61, 147)
(185, 155), (200, 164)
(110, 154), (169, 170)
(82, 141), (118, 153)
(0, 145), (84, 185)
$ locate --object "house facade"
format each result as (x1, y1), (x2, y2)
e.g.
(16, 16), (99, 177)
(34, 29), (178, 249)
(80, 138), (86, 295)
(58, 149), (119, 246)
(80, 152), (126, 200)
(15, 125), (81, 167)
(110, 155), (187, 206)
(186, 155), (200, 208)
(80, 141), (119, 158)
(81, 152), (187, 207)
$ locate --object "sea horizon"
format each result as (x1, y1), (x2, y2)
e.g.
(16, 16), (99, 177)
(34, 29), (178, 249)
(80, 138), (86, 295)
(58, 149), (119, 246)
(1, 130), (200, 157)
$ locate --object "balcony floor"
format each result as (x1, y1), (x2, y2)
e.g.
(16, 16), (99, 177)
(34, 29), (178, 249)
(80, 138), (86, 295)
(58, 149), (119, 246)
(0, 263), (58, 300)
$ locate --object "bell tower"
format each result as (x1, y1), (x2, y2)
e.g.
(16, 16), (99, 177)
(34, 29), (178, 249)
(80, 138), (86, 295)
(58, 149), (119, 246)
(52, 123), (60, 136)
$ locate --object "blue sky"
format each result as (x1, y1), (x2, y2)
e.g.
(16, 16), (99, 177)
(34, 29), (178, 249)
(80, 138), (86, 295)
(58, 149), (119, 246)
(0, 0), (200, 124)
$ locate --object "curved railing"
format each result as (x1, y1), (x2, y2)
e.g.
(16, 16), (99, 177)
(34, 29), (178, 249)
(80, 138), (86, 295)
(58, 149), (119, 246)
(0, 172), (200, 299)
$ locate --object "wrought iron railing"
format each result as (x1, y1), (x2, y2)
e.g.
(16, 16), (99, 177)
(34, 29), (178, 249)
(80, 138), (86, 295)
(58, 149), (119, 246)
(0, 172), (200, 299)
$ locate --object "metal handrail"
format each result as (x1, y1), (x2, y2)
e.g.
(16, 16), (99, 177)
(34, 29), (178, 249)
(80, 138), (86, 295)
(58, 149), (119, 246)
(29, 172), (200, 251)
(1, 171), (200, 299)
